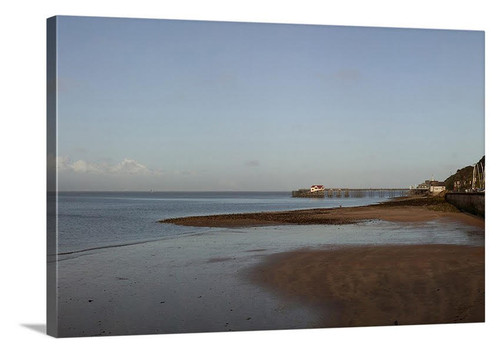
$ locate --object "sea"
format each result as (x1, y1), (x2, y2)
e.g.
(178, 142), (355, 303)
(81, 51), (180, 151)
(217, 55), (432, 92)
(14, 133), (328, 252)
(53, 190), (485, 335)
(54, 191), (402, 254)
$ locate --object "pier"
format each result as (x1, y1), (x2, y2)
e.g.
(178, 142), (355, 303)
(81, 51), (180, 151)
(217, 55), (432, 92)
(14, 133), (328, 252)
(292, 188), (409, 198)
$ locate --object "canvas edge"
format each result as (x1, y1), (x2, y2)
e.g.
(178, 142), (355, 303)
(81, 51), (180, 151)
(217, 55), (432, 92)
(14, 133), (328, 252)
(46, 15), (58, 338)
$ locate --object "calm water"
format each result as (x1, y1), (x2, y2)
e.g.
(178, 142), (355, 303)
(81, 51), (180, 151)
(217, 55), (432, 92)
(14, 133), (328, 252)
(55, 191), (484, 336)
(55, 191), (395, 254)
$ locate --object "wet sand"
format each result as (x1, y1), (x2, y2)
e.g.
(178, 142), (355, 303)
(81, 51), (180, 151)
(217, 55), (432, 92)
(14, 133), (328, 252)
(251, 244), (485, 327)
(159, 196), (485, 327)
(159, 196), (484, 229)
(56, 196), (485, 336)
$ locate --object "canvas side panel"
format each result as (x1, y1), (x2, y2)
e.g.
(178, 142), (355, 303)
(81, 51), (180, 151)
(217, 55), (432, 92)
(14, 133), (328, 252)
(46, 16), (58, 338)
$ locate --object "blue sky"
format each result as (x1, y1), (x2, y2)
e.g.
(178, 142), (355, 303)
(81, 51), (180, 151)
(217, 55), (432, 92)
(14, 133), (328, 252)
(55, 16), (484, 191)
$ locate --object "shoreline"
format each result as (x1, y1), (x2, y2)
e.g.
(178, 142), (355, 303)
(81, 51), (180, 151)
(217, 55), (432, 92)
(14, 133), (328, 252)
(56, 195), (485, 335)
(159, 196), (484, 229)
(159, 195), (485, 328)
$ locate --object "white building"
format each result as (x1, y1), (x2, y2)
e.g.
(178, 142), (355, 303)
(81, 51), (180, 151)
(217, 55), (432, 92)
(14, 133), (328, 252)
(429, 181), (446, 194)
(310, 185), (324, 193)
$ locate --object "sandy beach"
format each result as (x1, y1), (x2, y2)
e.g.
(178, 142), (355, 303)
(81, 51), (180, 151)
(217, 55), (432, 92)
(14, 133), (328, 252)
(251, 244), (484, 327)
(159, 196), (485, 328)
(56, 197), (485, 336)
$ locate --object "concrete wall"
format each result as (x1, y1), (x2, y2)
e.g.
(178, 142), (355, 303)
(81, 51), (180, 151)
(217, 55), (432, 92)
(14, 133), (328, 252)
(445, 192), (485, 217)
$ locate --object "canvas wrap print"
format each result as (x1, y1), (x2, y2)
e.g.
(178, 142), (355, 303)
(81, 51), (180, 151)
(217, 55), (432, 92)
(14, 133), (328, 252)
(46, 16), (485, 337)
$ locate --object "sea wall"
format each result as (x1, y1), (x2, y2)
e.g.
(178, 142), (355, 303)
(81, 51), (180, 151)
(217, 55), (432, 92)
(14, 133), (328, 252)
(445, 193), (485, 218)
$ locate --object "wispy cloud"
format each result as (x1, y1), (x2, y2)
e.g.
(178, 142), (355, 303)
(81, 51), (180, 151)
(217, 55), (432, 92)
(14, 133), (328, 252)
(57, 157), (161, 176)
(335, 68), (361, 82)
(245, 160), (260, 167)
(316, 68), (361, 83)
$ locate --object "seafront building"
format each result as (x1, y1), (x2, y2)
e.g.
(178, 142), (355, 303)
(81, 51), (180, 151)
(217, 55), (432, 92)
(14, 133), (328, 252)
(429, 181), (446, 194)
(411, 178), (446, 195)
(310, 185), (325, 193)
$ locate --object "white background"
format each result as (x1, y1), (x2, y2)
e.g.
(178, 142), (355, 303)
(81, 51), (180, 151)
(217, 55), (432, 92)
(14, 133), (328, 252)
(1, 1), (498, 352)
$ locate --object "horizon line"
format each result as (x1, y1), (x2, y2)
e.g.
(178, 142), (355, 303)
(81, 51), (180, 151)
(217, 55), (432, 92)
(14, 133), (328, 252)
(49, 187), (412, 193)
